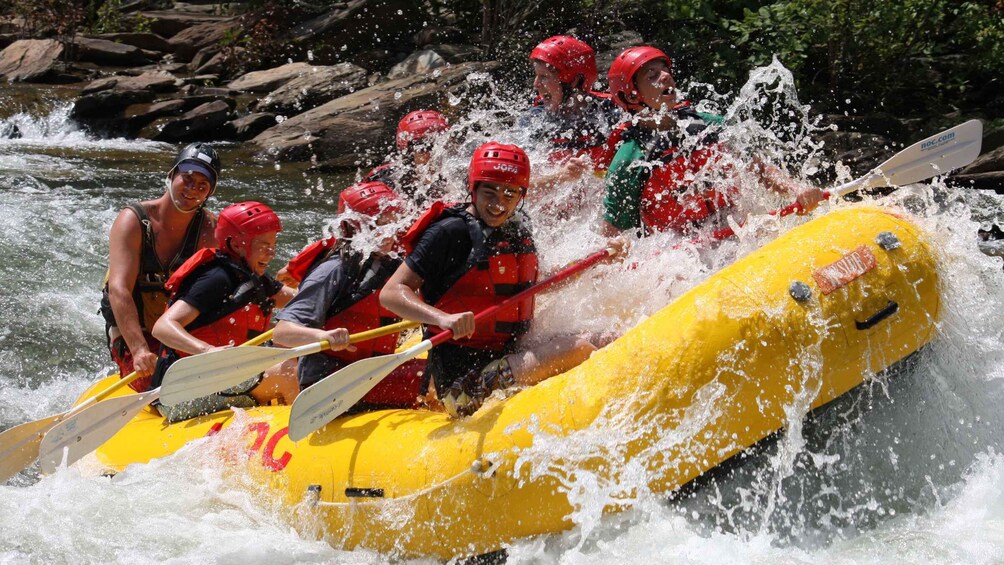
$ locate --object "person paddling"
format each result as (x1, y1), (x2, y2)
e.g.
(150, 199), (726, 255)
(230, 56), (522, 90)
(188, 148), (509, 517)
(151, 201), (297, 422)
(599, 46), (823, 238)
(363, 110), (451, 208)
(272, 182), (424, 408)
(380, 142), (618, 417)
(100, 143), (219, 392)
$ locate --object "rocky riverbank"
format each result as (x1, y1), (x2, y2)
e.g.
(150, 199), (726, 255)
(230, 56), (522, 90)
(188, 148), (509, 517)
(1, 1), (1001, 188)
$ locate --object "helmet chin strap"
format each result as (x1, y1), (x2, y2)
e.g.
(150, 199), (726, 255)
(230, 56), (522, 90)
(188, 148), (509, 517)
(165, 174), (204, 215)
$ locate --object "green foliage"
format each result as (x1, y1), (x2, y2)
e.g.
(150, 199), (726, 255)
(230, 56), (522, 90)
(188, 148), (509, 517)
(131, 13), (155, 34)
(93, 0), (122, 34)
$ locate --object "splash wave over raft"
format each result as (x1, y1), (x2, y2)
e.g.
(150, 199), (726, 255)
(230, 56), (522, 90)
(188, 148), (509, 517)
(74, 205), (939, 559)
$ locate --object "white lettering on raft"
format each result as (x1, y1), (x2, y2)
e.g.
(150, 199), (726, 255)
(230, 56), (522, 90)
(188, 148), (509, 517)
(812, 245), (878, 295)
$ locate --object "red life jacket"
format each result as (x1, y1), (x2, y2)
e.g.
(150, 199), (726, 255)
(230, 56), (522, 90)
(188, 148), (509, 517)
(317, 254), (403, 363)
(283, 237), (338, 284)
(162, 249), (274, 357)
(548, 120), (626, 173)
(639, 144), (739, 234)
(637, 103), (739, 235)
(402, 204), (539, 351)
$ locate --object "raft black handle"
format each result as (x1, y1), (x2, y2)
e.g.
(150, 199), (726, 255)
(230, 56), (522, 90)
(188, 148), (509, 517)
(855, 300), (899, 330)
(345, 487), (385, 498)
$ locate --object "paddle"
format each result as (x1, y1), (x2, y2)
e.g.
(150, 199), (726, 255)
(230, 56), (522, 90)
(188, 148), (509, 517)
(709, 119), (984, 241)
(158, 320), (418, 407)
(287, 248), (613, 442)
(0, 361), (158, 483)
(36, 323), (415, 474)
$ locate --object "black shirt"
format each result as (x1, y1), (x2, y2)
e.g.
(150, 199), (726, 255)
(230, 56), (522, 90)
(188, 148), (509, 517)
(404, 214), (479, 305)
(174, 259), (282, 329)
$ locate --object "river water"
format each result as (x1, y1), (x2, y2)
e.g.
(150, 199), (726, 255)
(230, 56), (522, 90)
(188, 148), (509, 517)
(1, 68), (1003, 564)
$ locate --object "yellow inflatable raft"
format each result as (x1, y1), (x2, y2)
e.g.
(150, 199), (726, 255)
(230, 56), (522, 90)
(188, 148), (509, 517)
(80, 206), (939, 559)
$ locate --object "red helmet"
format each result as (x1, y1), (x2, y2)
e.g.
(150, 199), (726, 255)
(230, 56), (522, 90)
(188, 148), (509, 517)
(337, 181), (402, 217)
(396, 110), (449, 151)
(468, 142), (531, 195)
(530, 35), (597, 90)
(608, 46), (673, 111)
(216, 201), (282, 258)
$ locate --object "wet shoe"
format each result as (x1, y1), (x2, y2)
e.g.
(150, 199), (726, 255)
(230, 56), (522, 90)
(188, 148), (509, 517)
(442, 357), (516, 418)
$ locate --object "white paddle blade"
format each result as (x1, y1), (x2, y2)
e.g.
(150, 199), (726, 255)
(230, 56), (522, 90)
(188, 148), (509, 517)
(288, 343), (431, 442)
(838, 120), (983, 196)
(38, 390), (159, 475)
(159, 346), (301, 407)
(0, 414), (62, 482)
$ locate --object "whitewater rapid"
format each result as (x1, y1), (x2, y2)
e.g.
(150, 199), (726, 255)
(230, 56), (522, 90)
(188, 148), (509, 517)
(1, 67), (1003, 564)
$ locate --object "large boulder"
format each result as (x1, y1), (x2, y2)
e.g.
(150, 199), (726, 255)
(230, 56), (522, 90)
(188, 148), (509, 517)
(252, 61), (498, 163)
(81, 70), (178, 95)
(94, 32), (174, 54)
(74, 37), (153, 66)
(293, 0), (419, 41)
(70, 89), (157, 121)
(153, 99), (235, 142)
(414, 26), (466, 47)
(386, 49), (446, 80)
(426, 44), (481, 64)
(227, 62), (315, 93)
(254, 63), (368, 115)
(136, 11), (234, 38)
(224, 112), (278, 141)
(0, 39), (70, 83)
(168, 19), (240, 63)
(291, 0), (422, 66)
(952, 144), (1004, 191)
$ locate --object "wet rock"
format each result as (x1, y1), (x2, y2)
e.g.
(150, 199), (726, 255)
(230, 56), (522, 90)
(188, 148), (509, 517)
(137, 11), (234, 38)
(0, 39), (71, 83)
(95, 32), (174, 54)
(227, 62), (314, 93)
(74, 37), (153, 66)
(0, 122), (22, 139)
(352, 49), (403, 73)
(168, 19), (240, 63)
(225, 112), (277, 140)
(414, 26), (466, 47)
(952, 144), (1004, 191)
(254, 63), (368, 115)
(189, 46), (225, 74)
(81, 70), (178, 95)
(387, 49), (446, 80)
(153, 99), (235, 142)
(124, 98), (188, 134)
(71, 89), (157, 120)
(820, 113), (912, 140)
(818, 131), (891, 177)
(292, 0), (421, 47)
(427, 44), (481, 64)
(252, 61), (498, 163)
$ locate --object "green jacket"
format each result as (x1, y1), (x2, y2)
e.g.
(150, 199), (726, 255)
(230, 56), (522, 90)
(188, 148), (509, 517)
(602, 109), (723, 231)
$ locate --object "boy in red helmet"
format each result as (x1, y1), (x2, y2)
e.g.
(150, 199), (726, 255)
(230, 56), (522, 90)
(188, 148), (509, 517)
(600, 46), (822, 237)
(521, 36), (625, 181)
(151, 201), (300, 422)
(363, 109), (450, 207)
(272, 182), (424, 408)
(100, 143), (220, 392)
(380, 142), (607, 417)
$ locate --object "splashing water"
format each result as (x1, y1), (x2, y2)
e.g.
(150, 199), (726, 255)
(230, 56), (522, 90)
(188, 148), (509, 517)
(1, 57), (1003, 564)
